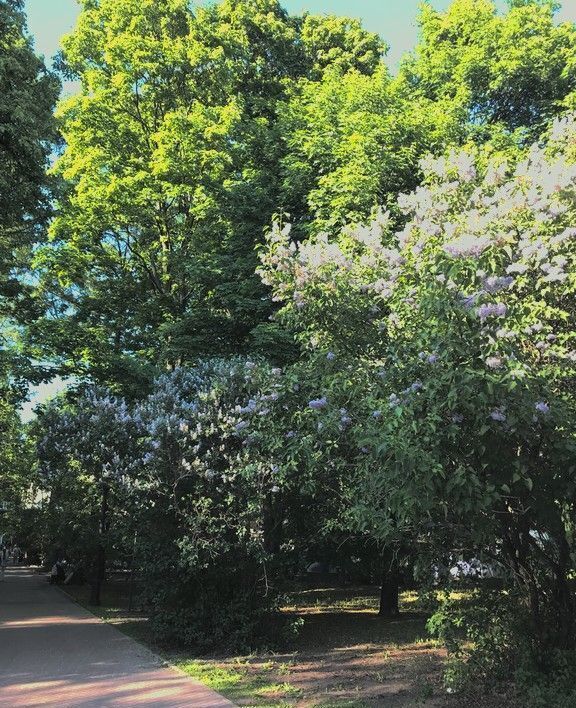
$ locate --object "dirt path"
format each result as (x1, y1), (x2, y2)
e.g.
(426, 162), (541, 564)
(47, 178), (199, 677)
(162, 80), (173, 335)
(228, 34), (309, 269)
(0, 567), (235, 707)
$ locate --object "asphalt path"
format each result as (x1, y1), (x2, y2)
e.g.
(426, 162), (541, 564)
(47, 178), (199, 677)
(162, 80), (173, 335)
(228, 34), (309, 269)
(0, 567), (236, 707)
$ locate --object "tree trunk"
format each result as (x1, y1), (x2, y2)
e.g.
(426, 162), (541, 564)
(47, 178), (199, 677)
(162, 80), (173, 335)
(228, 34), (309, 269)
(553, 537), (575, 650)
(263, 493), (282, 555)
(379, 549), (399, 617)
(89, 483), (108, 606)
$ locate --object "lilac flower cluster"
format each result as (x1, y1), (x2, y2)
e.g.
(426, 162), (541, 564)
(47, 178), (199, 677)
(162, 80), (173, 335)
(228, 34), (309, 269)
(485, 356), (504, 369)
(476, 302), (507, 322)
(308, 397), (328, 410)
(482, 275), (513, 293)
(444, 234), (491, 259)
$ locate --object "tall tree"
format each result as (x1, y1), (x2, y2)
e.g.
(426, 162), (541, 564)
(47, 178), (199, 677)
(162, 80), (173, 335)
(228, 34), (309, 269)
(0, 0), (58, 542)
(399, 0), (576, 143)
(32, 0), (384, 391)
(0, 0), (59, 386)
(279, 66), (464, 238)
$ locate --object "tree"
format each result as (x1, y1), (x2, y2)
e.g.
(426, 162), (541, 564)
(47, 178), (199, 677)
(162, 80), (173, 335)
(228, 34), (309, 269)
(35, 389), (141, 602)
(400, 0), (576, 143)
(35, 359), (294, 648)
(31, 0), (384, 392)
(0, 390), (35, 545)
(0, 1), (59, 550)
(0, 0), (59, 321)
(279, 66), (464, 238)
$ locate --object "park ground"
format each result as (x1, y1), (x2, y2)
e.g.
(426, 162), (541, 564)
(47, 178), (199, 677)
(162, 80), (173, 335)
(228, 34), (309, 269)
(63, 579), (521, 708)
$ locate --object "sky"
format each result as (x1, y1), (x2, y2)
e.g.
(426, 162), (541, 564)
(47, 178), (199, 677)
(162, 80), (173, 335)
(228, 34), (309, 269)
(22, 0), (576, 72)
(19, 0), (576, 419)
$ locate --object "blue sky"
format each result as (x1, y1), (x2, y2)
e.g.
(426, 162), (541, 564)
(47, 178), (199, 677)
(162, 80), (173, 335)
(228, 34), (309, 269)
(28, 0), (576, 71)
(19, 0), (576, 418)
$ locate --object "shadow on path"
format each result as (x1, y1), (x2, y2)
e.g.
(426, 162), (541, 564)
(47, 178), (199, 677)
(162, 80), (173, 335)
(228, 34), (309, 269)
(0, 568), (235, 707)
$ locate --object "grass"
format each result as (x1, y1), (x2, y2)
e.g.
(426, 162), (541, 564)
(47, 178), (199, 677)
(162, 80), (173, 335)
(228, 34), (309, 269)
(59, 580), (468, 706)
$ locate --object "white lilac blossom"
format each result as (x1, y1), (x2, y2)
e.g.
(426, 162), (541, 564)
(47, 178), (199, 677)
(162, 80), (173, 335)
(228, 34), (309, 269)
(490, 408), (507, 422)
(483, 275), (514, 293)
(506, 262), (528, 274)
(485, 356), (504, 369)
(444, 234), (491, 259)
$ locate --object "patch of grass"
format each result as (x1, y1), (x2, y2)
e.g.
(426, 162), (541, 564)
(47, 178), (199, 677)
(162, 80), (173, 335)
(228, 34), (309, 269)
(254, 681), (301, 697)
(311, 702), (370, 708)
(175, 661), (246, 694)
(175, 658), (301, 704)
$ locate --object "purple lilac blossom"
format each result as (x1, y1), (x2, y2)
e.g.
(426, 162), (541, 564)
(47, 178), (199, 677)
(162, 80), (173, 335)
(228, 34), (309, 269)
(388, 393), (400, 407)
(490, 409), (507, 422)
(476, 302), (507, 321)
(460, 292), (481, 310)
(535, 402), (550, 414)
(308, 397), (328, 410)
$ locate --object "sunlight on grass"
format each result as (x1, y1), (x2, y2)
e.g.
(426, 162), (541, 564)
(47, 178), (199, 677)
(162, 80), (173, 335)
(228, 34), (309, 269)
(176, 659), (299, 704)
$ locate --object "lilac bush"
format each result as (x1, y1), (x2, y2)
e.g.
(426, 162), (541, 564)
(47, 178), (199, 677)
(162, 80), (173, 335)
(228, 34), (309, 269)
(259, 112), (576, 656)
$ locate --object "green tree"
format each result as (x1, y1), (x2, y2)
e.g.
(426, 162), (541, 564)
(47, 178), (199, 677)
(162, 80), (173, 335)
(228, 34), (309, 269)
(0, 0), (59, 548)
(32, 0), (384, 391)
(279, 66), (463, 237)
(400, 0), (576, 142)
(0, 0), (59, 323)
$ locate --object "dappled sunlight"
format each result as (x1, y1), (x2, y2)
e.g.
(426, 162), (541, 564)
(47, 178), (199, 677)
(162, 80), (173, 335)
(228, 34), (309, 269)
(0, 570), (233, 707)
(1, 673), (233, 707)
(2, 615), (101, 628)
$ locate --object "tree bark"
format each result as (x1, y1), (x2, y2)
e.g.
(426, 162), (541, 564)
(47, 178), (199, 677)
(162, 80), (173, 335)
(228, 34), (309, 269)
(379, 548), (399, 617)
(89, 483), (108, 606)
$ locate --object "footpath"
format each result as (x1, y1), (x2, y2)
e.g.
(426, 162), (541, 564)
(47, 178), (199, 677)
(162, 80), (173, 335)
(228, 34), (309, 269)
(0, 567), (235, 707)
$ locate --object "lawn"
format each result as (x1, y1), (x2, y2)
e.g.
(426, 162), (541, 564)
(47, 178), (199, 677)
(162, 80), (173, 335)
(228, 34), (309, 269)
(61, 579), (519, 707)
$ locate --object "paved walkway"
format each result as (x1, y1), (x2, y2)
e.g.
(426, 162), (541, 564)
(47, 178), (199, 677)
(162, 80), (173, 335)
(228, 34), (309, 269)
(0, 567), (236, 707)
